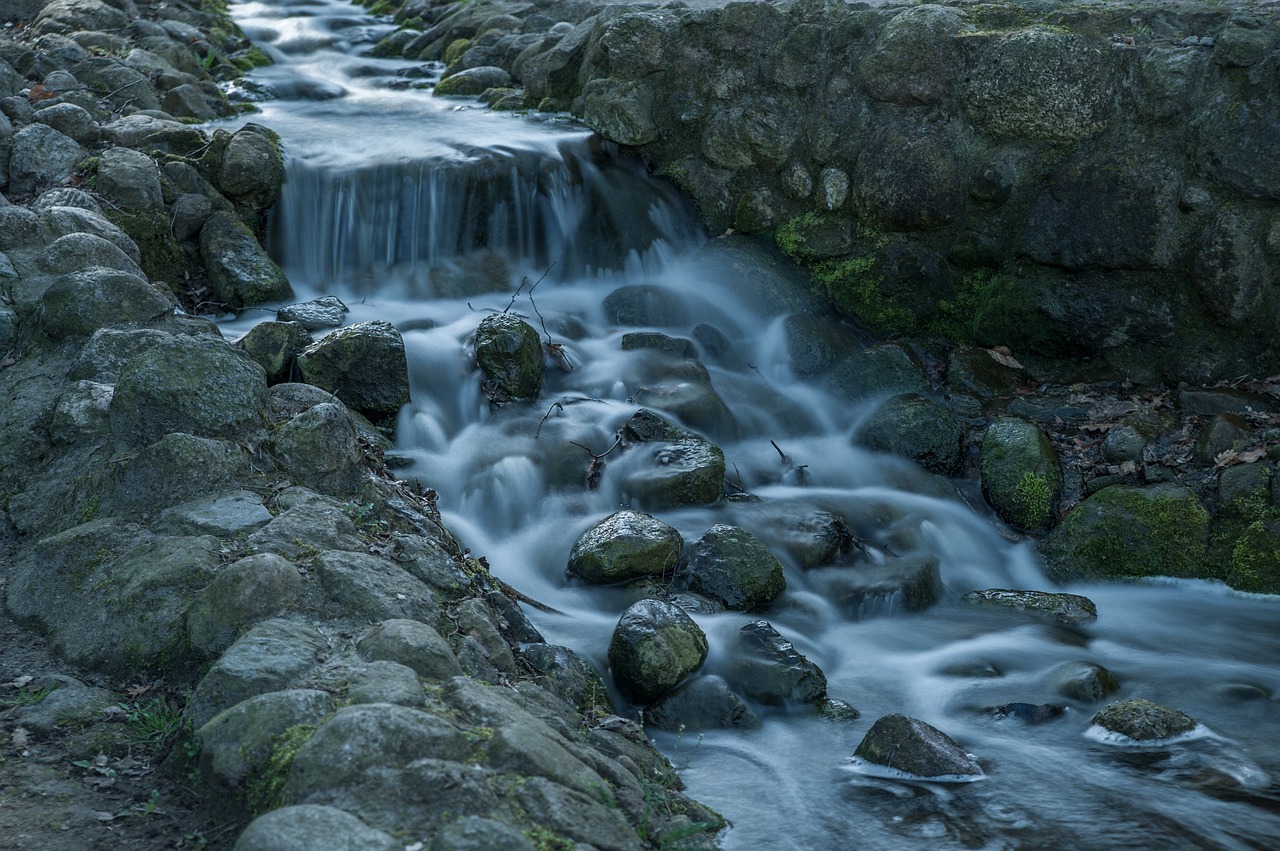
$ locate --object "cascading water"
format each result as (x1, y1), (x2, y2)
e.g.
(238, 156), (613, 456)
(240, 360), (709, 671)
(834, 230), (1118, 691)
(223, 2), (1280, 848)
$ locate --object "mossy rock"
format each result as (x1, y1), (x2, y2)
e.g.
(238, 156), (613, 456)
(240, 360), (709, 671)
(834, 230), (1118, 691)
(39, 268), (174, 340)
(199, 210), (293, 309)
(855, 393), (962, 475)
(566, 510), (683, 585)
(608, 599), (708, 704)
(675, 524), (786, 611)
(473, 312), (543, 402)
(1038, 484), (1211, 584)
(980, 417), (1063, 532)
(1091, 698), (1197, 742)
(296, 320), (411, 417)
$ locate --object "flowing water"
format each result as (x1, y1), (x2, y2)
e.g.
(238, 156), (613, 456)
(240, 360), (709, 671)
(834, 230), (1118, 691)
(221, 2), (1280, 847)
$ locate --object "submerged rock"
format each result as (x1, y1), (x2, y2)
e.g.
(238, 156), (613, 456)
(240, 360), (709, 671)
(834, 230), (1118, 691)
(1054, 661), (1121, 703)
(674, 524), (786, 611)
(615, 410), (725, 509)
(816, 554), (941, 615)
(608, 599), (708, 704)
(853, 714), (982, 778)
(566, 510), (683, 585)
(1091, 698), (1198, 741)
(473, 312), (544, 401)
(724, 620), (827, 705)
(435, 66), (512, 96)
(991, 702), (1064, 724)
(962, 589), (1097, 626)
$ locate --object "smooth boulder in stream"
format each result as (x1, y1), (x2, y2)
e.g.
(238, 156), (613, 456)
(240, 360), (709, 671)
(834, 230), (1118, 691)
(608, 599), (708, 704)
(724, 620), (827, 705)
(566, 510), (683, 585)
(1091, 698), (1198, 742)
(296, 320), (410, 417)
(473, 312), (544, 401)
(674, 523), (786, 611)
(962, 588), (1097, 626)
(853, 714), (982, 779)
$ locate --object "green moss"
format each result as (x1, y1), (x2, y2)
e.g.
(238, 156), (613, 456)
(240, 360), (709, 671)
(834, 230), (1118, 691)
(523, 826), (574, 851)
(1014, 472), (1054, 531)
(101, 209), (188, 295)
(443, 38), (472, 66)
(246, 723), (318, 815)
(812, 256), (916, 333)
(933, 267), (1045, 347)
(232, 46), (273, 71)
(1227, 520), (1280, 593)
(774, 212), (824, 260)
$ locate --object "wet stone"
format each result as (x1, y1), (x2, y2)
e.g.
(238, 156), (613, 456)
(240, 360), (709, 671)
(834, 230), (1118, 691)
(643, 675), (760, 731)
(674, 524), (786, 611)
(566, 510), (683, 585)
(962, 589), (1098, 626)
(277, 295), (349, 331)
(853, 714), (982, 778)
(620, 331), (696, 359)
(991, 703), (1065, 724)
(815, 554), (940, 616)
(1054, 661), (1121, 703)
(724, 620), (827, 705)
(1092, 698), (1197, 741)
(608, 598), (709, 704)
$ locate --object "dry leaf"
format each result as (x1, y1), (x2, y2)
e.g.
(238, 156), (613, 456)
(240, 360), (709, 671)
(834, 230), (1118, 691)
(12, 727), (31, 748)
(125, 683), (151, 699)
(91, 811), (116, 823)
(27, 83), (53, 102)
(985, 346), (1024, 370)
(3, 675), (33, 689)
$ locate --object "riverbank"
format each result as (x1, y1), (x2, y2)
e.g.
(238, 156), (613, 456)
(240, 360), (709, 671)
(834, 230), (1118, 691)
(2, 1), (1279, 850)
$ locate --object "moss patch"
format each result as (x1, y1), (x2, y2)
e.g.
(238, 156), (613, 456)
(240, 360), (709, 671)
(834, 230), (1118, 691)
(246, 723), (317, 815)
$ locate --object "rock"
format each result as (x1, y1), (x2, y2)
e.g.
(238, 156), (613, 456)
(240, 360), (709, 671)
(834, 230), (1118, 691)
(644, 675), (760, 731)
(186, 553), (307, 657)
(631, 378), (736, 439)
(171, 193), (213, 241)
(608, 599), (709, 704)
(1103, 410), (1175, 464)
(603, 284), (685, 327)
(7, 521), (219, 674)
(980, 417), (1064, 532)
(829, 343), (928, 401)
(37, 232), (143, 278)
(235, 805), (398, 851)
(245, 491), (365, 561)
(346, 661), (424, 707)
(218, 125), (283, 210)
(853, 714), (982, 778)
(991, 703), (1064, 724)
(108, 333), (269, 448)
(755, 508), (854, 569)
(111, 434), (251, 517)
(198, 689), (335, 790)
(473, 312), (543, 401)
(357, 619), (462, 681)
(186, 619), (327, 729)
(277, 295), (348, 330)
(315, 552), (442, 626)
(268, 401), (364, 493)
(962, 589), (1097, 626)
(13, 675), (116, 734)
(34, 0), (130, 34)
(860, 4), (962, 106)
(583, 78), (657, 145)
(518, 644), (612, 715)
(37, 205), (140, 265)
(1053, 661), (1121, 703)
(103, 114), (206, 156)
(435, 65), (512, 96)
(674, 524), (786, 611)
(815, 554), (941, 616)
(620, 331), (696, 359)
(49, 380), (113, 444)
(615, 412), (725, 509)
(1091, 698), (1198, 742)
(199, 210), (293, 309)
(782, 314), (860, 378)
(155, 490), (273, 538)
(38, 268), (173, 340)
(431, 817), (536, 851)
(513, 777), (644, 851)
(236, 320), (314, 385)
(1190, 210), (1267, 325)
(855, 393), (962, 475)
(297, 320), (410, 417)
(95, 146), (163, 212)
(32, 101), (99, 145)
(567, 510), (682, 585)
(1194, 412), (1252, 465)
(724, 620), (826, 705)
(1039, 484), (1211, 583)
(8, 123), (84, 196)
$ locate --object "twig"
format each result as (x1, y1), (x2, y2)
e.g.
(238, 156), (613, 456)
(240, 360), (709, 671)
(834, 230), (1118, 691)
(770, 440), (808, 485)
(571, 436), (623, 490)
(533, 396), (605, 439)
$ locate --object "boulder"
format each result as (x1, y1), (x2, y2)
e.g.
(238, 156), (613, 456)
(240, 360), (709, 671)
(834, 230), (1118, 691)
(567, 510), (682, 585)
(608, 599), (708, 704)
(297, 320), (410, 417)
(518, 644), (612, 715)
(314, 552), (442, 626)
(435, 66), (512, 96)
(962, 589), (1097, 626)
(37, 232), (143, 278)
(980, 417), (1064, 531)
(37, 205), (140, 265)
(111, 433), (252, 517)
(357, 619), (462, 681)
(430, 817), (537, 851)
(754, 508), (854, 569)
(615, 410), (725, 509)
(39, 268), (173, 340)
(473, 312), (544, 401)
(31, 102), (99, 145)
(218, 125), (284, 210)
(675, 524), (786, 611)
(603, 284), (685, 327)
(186, 553), (306, 657)
(197, 689), (335, 791)
(855, 393), (962, 475)
(234, 805), (398, 851)
(853, 714), (982, 778)
(990, 703), (1064, 724)
(108, 333), (269, 448)
(1091, 698), (1198, 742)
(1038, 484), (1211, 583)
(860, 5), (963, 106)
(582, 78), (658, 145)
(1054, 661), (1121, 703)
(781, 314), (861, 378)
(7, 123), (84, 196)
(724, 620), (826, 705)
(237, 320), (314, 385)
(346, 661), (424, 707)
(1194, 412), (1252, 465)
(830, 343), (928, 402)
(199, 210), (293, 309)
(620, 331), (696, 359)
(12, 675), (116, 734)
(813, 554), (941, 615)
(95, 146), (163, 212)
(277, 296), (348, 330)
(268, 401), (364, 493)
(1103, 409), (1175, 464)
(644, 675), (760, 731)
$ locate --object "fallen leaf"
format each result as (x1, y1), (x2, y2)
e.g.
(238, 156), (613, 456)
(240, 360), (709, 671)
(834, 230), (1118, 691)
(91, 811), (116, 823)
(12, 727), (30, 748)
(125, 683), (152, 699)
(27, 83), (53, 102)
(1213, 449), (1239, 469)
(3, 675), (33, 689)
(1237, 448), (1267, 464)
(985, 346), (1024, 370)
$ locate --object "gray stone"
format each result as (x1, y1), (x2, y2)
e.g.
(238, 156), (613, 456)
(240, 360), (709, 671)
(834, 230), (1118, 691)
(1054, 661), (1121, 703)
(34, 0), (129, 34)
(32, 101), (99, 145)
(724, 620), (826, 705)
(962, 589), (1098, 626)
(815, 554), (941, 615)
(357, 619), (461, 681)
(245, 492), (365, 561)
(39, 268), (173, 340)
(8, 123), (84, 196)
(316, 552), (442, 627)
(855, 393), (962, 476)
(186, 553), (307, 657)
(615, 411), (725, 509)
(674, 524), (786, 612)
(860, 5), (962, 106)
(473, 312), (543, 401)
(49, 380), (113, 444)
(155, 490), (274, 538)
(431, 817), (536, 851)
(218, 125), (283, 209)
(782, 314), (860, 378)
(37, 205), (140, 265)
(567, 510), (682, 585)
(111, 434), (252, 518)
(14, 675), (115, 734)
(96, 146), (163, 212)
(269, 402), (364, 493)
(278, 296), (348, 331)
(103, 114), (206, 156)
(297, 320), (410, 416)
(187, 619), (327, 729)
(1194, 412), (1252, 465)
(644, 675), (760, 731)
(237, 321), (314, 385)
(608, 599), (708, 704)
(199, 211), (292, 309)
(346, 661), (424, 707)
(1191, 210), (1267, 325)
(603, 284), (685, 327)
(234, 805), (397, 851)
(108, 333), (269, 448)
(1091, 698), (1197, 741)
(853, 714), (982, 778)
(37, 232), (143, 278)
(583, 78), (657, 145)
(171, 192), (213, 241)
(435, 65), (512, 96)
(518, 644), (611, 715)
(620, 331), (696, 359)
(514, 777), (644, 851)
(198, 689), (335, 790)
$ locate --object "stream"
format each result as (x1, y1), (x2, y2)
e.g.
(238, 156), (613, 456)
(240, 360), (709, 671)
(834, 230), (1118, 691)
(220, 2), (1280, 848)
